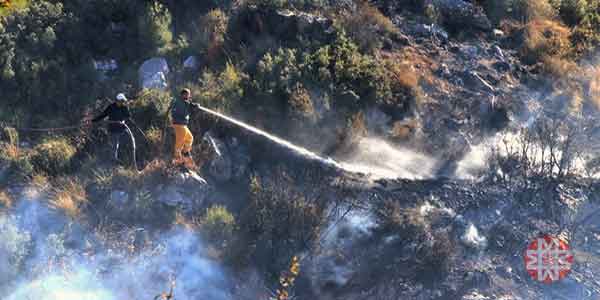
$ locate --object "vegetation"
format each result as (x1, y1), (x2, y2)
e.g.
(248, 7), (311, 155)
(200, 204), (236, 246)
(49, 178), (88, 219)
(2, 0), (600, 297)
(30, 137), (76, 176)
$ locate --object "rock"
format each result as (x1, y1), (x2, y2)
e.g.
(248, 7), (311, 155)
(109, 190), (128, 206)
(493, 29), (505, 39)
(437, 63), (451, 77)
(413, 23), (449, 43)
(93, 59), (118, 80)
(139, 57), (169, 90)
(241, 8), (333, 43)
(460, 45), (479, 60)
(158, 171), (213, 212)
(183, 56), (199, 70)
(491, 45), (505, 61)
(203, 132), (251, 183)
(493, 61), (511, 73)
(432, 0), (491, 31)
(157, 186), (186, 207)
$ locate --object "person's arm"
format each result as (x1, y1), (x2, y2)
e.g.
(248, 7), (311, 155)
(91, 106), (110, 123)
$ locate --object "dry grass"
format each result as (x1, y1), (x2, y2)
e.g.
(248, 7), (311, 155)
(390, 119), (419, 141)
(338, 0), (399, 52)
(539, 55), (578, 78)
(514, 0), (556, 23)
(386, 59), (419, 91)
(522, 19), (572, 65)
(0, 190), (12, 209)
(0, 143), (19, 161)
(49, 179), (88, 219)
(199, 9), (229, 61)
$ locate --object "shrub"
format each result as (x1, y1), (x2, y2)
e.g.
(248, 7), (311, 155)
(49, 179), (87, 219)
(539, 54), (578, 78)
(1, 126), (18, 145)
(144, 126), (165, 157)
(129, 89), (172, 129)
(337, 0), (399, 53)
(0, 142), (18, 163)
(554, 0), (587, 26)
(511, 0), (557, 23)
(0, 0), (29, 17)
(8, 155), (34, 182)
(200, 204), (236, 245)
(192, 9), (229, 61)
(570, 3), (600, 55)
(30, 137), (76, 176)
(521, 19), (572, 65)
(137, 1), (173, 55)
(234, 173), (326, 276)
(0, 190), (12, 209)
(287, 82), (315, 121)
(479, 0), (556, 25)
(194, 62), (247, 112)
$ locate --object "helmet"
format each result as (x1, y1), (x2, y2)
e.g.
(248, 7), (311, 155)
(116, 93), (128, 102)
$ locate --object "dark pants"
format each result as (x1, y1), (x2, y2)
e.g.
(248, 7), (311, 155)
(110, 130), (135, 161)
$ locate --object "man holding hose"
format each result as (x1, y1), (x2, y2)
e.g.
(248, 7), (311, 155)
(169, 88), (202, 168)
(91, 93), (134, 163)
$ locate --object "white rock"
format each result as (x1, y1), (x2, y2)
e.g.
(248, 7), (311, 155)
(139, 57), (169, 90)
(183, 56), (199, 70)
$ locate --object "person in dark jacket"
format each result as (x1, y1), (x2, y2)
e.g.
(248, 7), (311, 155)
(92, 93), (134, 161)
(170, 88), (201, 167)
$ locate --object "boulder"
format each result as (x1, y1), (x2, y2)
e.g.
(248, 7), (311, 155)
(413, 23), (449, 44)
(93, 59), (118, 81)
(430, 0), (491, 32)
(202, 132), (251, 183)
(238, 8), (334, 43)
(183, 56), (199, 70)
(138, 57), (169, 90)
(158, 170), (213, 212)
(109, 190), (128, 207)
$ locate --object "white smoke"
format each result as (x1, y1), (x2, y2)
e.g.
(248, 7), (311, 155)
(1, 199), (231, 300)
(338, 137), (438, 180)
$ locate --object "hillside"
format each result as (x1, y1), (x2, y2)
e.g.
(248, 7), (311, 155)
(2, 0), (600, 299)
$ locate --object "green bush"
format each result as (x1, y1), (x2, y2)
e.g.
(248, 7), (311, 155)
(287, 82), (315, 121)
(129, 89), (172, 128)
(137, 1), (173, 56)
(336, 1), (400, 53)
(520, 19), (573, 65)
(8, 155), (34, 182)
(191, 9), (229, 61)
(30, 137), (76, 175)
(234, 173), (325, 277)
(194, 62), (247, 112)
(568, 1), (600, 55)
(200, 204), (236, 245)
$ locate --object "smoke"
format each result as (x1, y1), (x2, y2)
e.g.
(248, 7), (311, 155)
(1, 197), (231, 300)
(338, 137), (438, 180)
